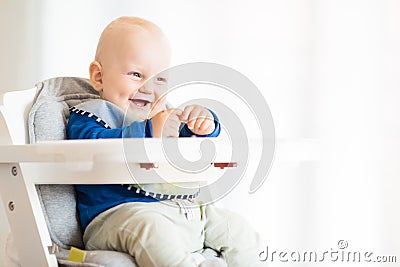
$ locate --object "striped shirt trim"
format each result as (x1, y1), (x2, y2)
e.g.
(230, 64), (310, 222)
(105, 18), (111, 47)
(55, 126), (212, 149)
(122, 184), (199, 201)
(69, 106), (111, 129)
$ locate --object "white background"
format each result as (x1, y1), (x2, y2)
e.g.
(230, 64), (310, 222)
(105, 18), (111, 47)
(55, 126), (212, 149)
(1, 0), (400, 266)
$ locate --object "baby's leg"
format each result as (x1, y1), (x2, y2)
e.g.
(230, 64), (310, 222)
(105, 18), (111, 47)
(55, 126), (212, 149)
(84, 201), (205, 267)
(203, 205), (266, 267)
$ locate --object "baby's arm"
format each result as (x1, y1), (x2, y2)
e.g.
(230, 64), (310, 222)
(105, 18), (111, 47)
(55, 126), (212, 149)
(67, 112), (151, 139)
(67, 105), (219, 140)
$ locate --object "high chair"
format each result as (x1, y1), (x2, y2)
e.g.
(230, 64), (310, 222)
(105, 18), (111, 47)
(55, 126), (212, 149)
(0, 77), (236, 267)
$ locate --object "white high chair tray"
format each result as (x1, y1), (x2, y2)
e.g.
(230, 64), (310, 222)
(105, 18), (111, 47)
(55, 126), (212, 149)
(0, 138), (237, 184)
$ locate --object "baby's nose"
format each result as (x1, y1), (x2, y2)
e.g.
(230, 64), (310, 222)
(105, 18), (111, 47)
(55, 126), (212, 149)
(138, 85), (153, 94)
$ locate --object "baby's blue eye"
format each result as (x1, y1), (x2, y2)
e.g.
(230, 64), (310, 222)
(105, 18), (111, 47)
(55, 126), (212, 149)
(155, 77), (167, 83)
(132, 72), (141, 78)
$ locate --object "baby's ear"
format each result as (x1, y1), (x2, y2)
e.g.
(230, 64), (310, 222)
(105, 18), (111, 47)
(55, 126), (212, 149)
(89, 61), (103, 91)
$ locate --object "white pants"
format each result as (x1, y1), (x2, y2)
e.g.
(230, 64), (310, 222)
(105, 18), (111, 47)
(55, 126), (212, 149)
(83, 201), (264, 267)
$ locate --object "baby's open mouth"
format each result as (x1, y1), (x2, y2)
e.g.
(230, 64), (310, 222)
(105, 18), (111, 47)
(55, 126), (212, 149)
(130, 99), (151, 108)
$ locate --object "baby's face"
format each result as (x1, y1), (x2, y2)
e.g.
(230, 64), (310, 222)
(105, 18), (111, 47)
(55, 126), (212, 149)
(95, 24), (171, 121)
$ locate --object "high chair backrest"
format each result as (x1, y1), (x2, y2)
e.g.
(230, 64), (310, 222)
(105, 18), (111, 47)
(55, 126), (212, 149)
(27, 77), (100, 249)
(0, 87), (36, 145)
(1, 77), (101, 249)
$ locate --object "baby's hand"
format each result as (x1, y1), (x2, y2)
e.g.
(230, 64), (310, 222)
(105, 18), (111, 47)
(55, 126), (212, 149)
(179, 105), (215, 135)
(150, 108), (182, 138)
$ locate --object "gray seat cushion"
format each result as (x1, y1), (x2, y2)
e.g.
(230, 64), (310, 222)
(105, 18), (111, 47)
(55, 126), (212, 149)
(36, 184), (84, 249)
(30, 77), (99, 250)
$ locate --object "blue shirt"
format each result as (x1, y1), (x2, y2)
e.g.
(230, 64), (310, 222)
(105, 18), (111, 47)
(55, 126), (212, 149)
(66, 105), (220, 230)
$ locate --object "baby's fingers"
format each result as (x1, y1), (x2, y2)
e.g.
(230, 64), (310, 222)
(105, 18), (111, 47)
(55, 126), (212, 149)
(187, 109), (202, 129)
(199, 118), (214, 132)
(194, 109), (210, 130)
(179, 105), (194, 122)
(194, 116), (206, 130)
(165, 108), (183, 117)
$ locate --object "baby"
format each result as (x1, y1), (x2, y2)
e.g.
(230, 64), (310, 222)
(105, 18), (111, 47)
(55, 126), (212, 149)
(67, 16), (263, 267)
